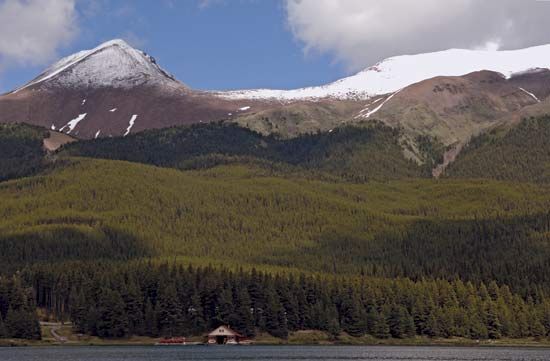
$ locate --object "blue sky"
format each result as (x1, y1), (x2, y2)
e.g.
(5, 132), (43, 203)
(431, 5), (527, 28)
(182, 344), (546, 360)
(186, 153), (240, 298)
(2, 0), (549, 93)
(1, 0), (347, 92)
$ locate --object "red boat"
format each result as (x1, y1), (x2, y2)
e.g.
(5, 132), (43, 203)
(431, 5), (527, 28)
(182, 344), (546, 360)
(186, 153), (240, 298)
(155, 337), (187, 345)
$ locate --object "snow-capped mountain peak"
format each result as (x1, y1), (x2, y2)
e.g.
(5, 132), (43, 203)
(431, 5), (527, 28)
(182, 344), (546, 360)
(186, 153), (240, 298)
(217, 44), (550, 101)
(12, 39), (182, 93)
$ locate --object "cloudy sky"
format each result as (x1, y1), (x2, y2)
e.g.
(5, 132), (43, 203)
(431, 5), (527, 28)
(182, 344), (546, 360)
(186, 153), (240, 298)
(1, 0), (550, 92)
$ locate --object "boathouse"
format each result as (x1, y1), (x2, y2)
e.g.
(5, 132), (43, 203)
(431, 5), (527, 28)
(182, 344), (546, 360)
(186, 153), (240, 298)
(207, 325), (243, 345)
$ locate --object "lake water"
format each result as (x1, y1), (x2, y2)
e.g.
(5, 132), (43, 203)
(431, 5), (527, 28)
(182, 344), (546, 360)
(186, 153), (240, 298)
(1, 345), (549, 361)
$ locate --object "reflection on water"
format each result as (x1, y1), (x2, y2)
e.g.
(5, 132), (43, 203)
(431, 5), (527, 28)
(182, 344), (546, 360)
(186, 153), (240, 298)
(0, 345), (549, 361)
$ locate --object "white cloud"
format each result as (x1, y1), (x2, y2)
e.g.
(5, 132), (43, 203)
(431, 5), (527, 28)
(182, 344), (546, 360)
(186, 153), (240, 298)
(285, 0), (550, 71)
(0, 0), (78, 66)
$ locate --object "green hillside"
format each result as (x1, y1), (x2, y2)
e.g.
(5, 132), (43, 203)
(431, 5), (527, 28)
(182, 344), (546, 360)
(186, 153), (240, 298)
(4, 122), (550, 341)
(446, 116), (550, 182)
(61, 122), (437, 181)
(2, 157), (550, 294)
(0, 123), (48, 182)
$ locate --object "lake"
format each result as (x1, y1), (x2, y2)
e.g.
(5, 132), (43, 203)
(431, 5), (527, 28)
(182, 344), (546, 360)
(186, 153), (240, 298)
(1, 345), (550, 361)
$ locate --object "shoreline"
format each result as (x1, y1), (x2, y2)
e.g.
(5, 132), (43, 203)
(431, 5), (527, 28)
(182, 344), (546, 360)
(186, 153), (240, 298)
(2, 325), (548, 348)
(3, 337), (550, 348)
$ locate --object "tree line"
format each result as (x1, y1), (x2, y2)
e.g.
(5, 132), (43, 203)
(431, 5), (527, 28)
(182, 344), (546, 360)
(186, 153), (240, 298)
(62, 121), (435, 181)
(10, 261), (550, 341)
(446, 116), (550, 183)
(0, 274), (41, 340)
(0, 123), (47, 182)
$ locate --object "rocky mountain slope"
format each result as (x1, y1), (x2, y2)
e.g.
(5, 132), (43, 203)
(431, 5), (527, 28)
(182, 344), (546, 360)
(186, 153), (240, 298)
(0, 40), (270, 139)
(1, 40), (550, 172)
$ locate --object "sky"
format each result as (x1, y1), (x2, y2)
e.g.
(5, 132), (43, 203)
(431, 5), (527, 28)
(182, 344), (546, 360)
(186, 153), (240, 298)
(1, 0), (550, 93)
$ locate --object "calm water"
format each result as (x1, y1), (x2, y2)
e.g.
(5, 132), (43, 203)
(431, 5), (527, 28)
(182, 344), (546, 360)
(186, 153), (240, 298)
(0, 345), (549, 361)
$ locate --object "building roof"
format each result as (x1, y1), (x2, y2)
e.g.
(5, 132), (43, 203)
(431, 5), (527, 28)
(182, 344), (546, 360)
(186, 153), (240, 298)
(208, 325), (242, 337)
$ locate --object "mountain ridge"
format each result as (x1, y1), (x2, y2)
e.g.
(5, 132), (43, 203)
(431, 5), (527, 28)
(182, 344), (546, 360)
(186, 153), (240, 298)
(2, 40), (550, 173)
(217, 44), (550, 101)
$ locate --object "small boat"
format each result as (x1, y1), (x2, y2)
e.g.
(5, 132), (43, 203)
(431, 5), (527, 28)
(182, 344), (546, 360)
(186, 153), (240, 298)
(155, 337), (187, 346)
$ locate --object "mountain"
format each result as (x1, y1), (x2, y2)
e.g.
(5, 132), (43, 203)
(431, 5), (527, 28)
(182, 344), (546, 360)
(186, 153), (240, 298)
(351, 69), (550, 170)
(5, 42), (550, 343)
(219, 44), (550, 100)
(0, 39), (269, 139)
(2, 40), (550, 171)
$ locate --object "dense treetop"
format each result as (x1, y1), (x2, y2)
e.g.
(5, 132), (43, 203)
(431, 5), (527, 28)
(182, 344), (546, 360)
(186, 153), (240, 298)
(446, 116), (550, 183)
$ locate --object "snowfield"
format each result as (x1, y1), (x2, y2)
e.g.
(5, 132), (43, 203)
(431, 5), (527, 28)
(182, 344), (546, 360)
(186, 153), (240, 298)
(217, 45), (550, 101)
(10, 39), (550, 104)
(12, 39), (181, 93)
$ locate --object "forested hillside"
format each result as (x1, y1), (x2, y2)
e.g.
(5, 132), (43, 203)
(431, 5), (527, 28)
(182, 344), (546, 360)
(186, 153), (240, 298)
(446, 116), (550, 182)
(2, 158), (550, 296)
(62, 122), (438, 181)
(0, 274), (41, 340)
(3, 120), (550, 342)
(22, 262), (550, 341)
(0, 124), (47, 182)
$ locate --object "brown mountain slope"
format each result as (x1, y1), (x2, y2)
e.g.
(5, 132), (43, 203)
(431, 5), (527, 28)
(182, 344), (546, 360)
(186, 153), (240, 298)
(352, 70), (550, 167)
(0, 85), (272, 139)
(2, 39), (550, 174)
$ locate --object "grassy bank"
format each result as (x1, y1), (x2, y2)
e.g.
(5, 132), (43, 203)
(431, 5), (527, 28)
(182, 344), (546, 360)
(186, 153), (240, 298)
(3, 325), (550, 348)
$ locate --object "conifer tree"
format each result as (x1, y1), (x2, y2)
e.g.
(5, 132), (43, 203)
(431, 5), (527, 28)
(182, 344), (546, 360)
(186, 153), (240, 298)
(341, 292), (367, 337)
(186, 292), (206, 336)
(121, 281), (144, 335)
(144, 298), (158, 337)
(371, 309), (390, 339)
(96, 288), (129, 338)
(156, 283), (182, 336)
(0, 316), (6, 338)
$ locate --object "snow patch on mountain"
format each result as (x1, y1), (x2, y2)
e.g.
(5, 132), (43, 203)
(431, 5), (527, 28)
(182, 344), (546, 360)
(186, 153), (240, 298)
(357, 90), (402, 119)
(12, 39), (183, 93)
(59, 113), (87, 134)
(218, 44), (550, 101)
(124, 115), (138, 136)
(519, 87), (540, 103)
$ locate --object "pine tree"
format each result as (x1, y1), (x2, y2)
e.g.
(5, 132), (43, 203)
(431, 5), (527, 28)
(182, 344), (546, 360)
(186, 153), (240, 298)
(144, 298), (158, 337)
(388, 305), (415, 339)
(156, 283), (183, 336)
(96, 288), (129, 338)
(0, 316), (6, 338)
(341, 292), (367, 337)
(372, 309), (390, 339)
(121, 281), (144, 335)
(186, 292), (206, 336)
(215, 286), (234, 326)
(230, 285), (255, 337)
(485, 302), (502, 339)
(531, 320), (546, 339)
(264, 284), (288, 338)
(69, 289), (88, 333)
